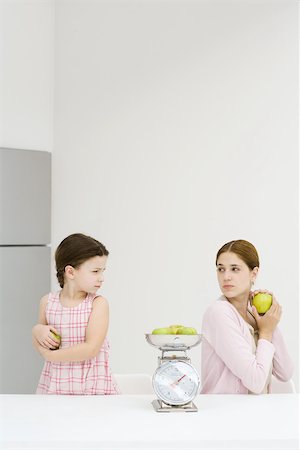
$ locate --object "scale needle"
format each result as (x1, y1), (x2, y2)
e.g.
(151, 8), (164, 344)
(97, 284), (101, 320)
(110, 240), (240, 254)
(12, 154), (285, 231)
(171, 374), (186, 387)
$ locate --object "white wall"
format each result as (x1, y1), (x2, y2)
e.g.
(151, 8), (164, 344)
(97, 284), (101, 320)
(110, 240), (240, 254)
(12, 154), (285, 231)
(52, 0), (298, 387)
(1, 0), (298, 390)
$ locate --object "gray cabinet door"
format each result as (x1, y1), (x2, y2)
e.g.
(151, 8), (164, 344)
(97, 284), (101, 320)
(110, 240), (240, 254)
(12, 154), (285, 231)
(0, 246), (51, 393)
(0, 148), (51, 245)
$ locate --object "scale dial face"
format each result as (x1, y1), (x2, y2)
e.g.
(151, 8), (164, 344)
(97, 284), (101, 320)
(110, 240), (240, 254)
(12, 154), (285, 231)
(152, 360), (200, 406)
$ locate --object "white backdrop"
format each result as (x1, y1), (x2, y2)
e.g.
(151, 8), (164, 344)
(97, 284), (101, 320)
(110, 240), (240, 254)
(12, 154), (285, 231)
(1, 0), (299, 389)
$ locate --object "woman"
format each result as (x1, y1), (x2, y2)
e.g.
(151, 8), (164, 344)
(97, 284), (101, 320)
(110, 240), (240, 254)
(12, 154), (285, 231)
(200, 239), (294, 394)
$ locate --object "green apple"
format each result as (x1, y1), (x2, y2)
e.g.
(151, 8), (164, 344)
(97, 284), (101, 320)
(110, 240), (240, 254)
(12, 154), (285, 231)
(252, 293), (272, 315)
(169, 324), (184, 334)
(50, 331), (61, 342)
(49, 331), (61, 350)
(152, 327), (172, 335)
(177, 327), (197, 335)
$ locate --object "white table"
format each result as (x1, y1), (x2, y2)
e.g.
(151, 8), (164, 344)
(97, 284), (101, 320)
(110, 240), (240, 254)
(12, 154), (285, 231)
(0, 394), (298, 450)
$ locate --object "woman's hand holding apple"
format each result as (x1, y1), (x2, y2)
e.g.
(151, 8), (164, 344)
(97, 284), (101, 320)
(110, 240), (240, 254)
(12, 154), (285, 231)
(251, 291), (282, 341)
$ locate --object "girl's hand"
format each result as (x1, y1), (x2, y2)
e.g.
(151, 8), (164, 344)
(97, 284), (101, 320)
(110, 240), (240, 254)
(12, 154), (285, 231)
(250, 291), (282, 341)
(32, 324), (60, 349)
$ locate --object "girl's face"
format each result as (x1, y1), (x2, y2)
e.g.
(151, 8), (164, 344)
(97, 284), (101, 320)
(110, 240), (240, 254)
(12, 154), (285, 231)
(72, 255), (107, 293)
(216, 251), (257, 299)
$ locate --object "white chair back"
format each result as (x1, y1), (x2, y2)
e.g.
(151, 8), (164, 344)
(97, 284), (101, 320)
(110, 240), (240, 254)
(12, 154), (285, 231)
(114, 373), (153, 394)
(270, 376), (296, 394)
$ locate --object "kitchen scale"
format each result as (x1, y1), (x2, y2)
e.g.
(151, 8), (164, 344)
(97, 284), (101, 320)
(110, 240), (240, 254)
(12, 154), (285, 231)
(145, 333), (202, 412)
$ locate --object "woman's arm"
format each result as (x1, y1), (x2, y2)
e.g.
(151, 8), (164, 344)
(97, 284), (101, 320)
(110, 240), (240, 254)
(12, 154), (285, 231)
(202, 302), (275, 394)
(251, 295), (294, 381)
(271, 327), (294, 381)
(40, 296), (109, 362)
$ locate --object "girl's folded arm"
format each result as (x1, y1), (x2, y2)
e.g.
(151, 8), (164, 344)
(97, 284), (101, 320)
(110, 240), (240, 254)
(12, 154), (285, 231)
(32, 295), (59, 352)
(41, 296), (109, 362)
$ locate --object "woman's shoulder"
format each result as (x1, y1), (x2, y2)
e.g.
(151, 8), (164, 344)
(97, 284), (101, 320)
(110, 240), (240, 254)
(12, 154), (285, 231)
(204, 296), (231, 312)
(203, 296), (238, 322)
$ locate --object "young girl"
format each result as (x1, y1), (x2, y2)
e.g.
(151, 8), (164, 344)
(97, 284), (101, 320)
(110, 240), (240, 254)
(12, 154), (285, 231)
(32, 233), (119, 395)
(201, 239), (294, 394)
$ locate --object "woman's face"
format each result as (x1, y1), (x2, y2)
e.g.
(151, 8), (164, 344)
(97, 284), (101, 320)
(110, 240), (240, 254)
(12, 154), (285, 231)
(216, 251), (257, 299)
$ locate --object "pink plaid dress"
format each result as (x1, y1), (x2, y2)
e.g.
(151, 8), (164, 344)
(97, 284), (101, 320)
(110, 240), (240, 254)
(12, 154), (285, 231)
(36, 292), (119, 395)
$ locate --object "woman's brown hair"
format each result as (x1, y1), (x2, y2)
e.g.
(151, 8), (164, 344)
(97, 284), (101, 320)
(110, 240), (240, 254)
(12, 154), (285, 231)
(55, 233), (109, 288)
(216, 239), (259, 270)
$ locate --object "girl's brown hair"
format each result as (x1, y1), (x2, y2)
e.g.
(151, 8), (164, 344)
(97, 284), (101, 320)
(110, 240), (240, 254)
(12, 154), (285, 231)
(55, 233), (109, 288)
(216, 239), (259, 270)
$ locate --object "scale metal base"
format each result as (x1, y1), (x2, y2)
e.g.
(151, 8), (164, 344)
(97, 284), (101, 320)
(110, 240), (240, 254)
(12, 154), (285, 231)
(152, 399), (198, 413)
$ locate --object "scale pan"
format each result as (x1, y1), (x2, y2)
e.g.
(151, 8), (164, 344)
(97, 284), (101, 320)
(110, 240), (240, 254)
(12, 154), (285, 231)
(145, 333), (202, 349)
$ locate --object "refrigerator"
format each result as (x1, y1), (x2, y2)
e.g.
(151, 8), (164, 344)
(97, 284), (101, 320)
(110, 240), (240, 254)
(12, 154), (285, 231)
(0, 147), (51, 393)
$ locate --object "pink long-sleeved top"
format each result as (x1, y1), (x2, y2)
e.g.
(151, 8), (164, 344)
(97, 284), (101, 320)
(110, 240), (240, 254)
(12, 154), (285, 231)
(200, 296), (294, 394)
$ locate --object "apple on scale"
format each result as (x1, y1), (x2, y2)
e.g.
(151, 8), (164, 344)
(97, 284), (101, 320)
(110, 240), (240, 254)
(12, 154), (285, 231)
(152, 324), (198, 335)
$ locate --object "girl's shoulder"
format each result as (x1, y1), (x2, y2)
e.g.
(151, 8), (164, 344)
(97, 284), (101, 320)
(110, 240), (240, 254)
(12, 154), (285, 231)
(43, 291), (60, 306)
(90, 294), (109, 309)
(50, 291), (61, 300)
(40, 294), (49, 306)
(92, 294), (108, 303)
